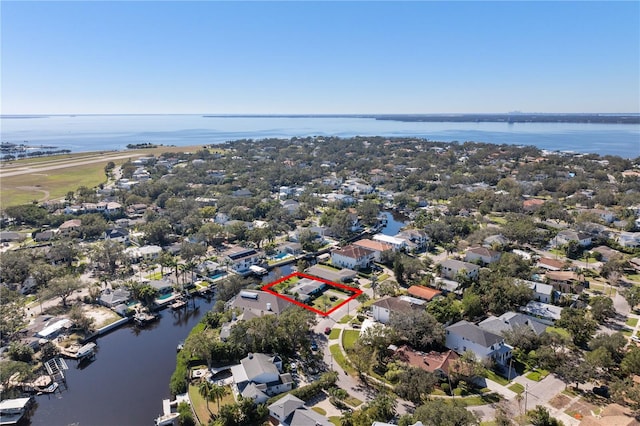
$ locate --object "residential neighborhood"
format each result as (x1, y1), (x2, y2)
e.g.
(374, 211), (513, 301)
(1, 136), (640, 426)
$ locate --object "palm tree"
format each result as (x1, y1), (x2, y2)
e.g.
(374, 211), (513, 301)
(209, 384), (229, 413)
(198, 380), (214, 416)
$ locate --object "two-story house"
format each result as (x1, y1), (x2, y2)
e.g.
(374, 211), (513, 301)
(231, 353), (293, 403)
(464, 247), (501, 265)
(330, 245), (375, 270)
(445, 320), (512, 366)
(439, 259), (480, 280)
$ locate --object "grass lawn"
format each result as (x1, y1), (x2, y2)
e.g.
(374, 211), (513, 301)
(342, 330), (360, 351)
(525, 370), (549, 382)
(453, 393), (501, 407)
(627, 274), (640, 283)
(189, 383), (234, 424)
(344, 395), (362, 407)
(485, 369), (509, 386)
(378, 273), (390, 281)
(312, 407), (327, 415)
(546, 326), (571, 339)
(329, 416), (342, 426)
(509, 383), (525, 394)
(1, 162), (108, 206)
(328, 329), (341, 340)
(626, 317), (639, 328)
(338, 315), (353, 324)
(330, 344), (355, 375)
(145, 271), (163, 280)
(488, 215), (507, 225)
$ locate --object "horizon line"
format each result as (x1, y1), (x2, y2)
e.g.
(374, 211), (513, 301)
(3, 112), (640, 117)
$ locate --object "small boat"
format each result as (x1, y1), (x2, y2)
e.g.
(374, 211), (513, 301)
(134, 311), (159, 326)
(76, 342), (97, 359)
(170, 299), (186, 310)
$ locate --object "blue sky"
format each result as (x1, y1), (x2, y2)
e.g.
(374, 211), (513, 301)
(2, 1), (639, 114)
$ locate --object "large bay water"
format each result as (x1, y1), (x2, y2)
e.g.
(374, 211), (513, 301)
(2, 115), (639, 158)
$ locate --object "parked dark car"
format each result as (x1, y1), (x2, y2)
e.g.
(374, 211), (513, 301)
(324, 327), (332, 335)
(310, 341), (318, 351)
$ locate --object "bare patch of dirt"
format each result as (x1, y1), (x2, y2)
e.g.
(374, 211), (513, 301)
(548, 394), (571, 409)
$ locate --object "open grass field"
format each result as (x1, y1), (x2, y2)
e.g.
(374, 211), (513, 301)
(1, 162), (108, 206)
(0, 146), (207, 208)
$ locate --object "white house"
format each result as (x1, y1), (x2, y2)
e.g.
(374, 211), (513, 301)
(618, 232), (640, 248)
(125, 245), (162, 263)
(222, 246), (263, 274)
(516, 279), (555, 304)
(439, 259), (480, 280)
(231, 353), (293, 403)
(395, 229), (430, 251)
(372, 234), (406, 251)
(554, 230), (592, 247)
(371, 296), (419, 324)
(464, 247), (501, 265)
(330, 245), (375, 270)
(352, 239), (393, 262)
(520, 301), (563, 325)
(445, 320), (512, 366)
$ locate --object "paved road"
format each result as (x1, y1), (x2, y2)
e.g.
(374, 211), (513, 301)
(0, 153), (143, 178)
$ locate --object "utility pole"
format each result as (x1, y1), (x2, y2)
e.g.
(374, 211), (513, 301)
(524, 384), (529, 414)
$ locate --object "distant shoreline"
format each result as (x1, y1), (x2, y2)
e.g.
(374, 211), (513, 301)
(3, 113), (639, 125)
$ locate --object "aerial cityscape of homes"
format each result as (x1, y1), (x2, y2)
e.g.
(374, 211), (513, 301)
(1, 137), (640, 426)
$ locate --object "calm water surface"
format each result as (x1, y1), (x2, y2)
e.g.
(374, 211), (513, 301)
(27, 296), (216, 426)
(2, 115), (638, 158)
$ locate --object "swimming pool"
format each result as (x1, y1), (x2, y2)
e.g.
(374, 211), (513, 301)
(209, 272), (227, 280)
(273, 253), (291, 260)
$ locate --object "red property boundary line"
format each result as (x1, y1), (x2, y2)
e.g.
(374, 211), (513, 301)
(261, 272), (362, 317)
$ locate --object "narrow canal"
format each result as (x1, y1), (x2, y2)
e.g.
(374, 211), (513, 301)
(379, 211), (409, 236)
(27, 296), (217, 426)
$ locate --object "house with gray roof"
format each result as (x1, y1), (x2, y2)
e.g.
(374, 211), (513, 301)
(445, 320), (512, 366)
(229, 290), (293, 319)
(516, 279), (555, 304)
(288, 278), (326, 303)
(99, 288), (131, 308)
(268, 394), (332, 426)
(520, 301), (563, 325)
(372, 296), (421, 324)
(231, 353), (292, 403)
(479, 312), (547, 337)
(439, 259), (480, 280)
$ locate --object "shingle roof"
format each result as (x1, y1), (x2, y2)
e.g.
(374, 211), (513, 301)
(231, 290), (292, 315)
(289, 408), (333, 426)
(372, 296), (416, 313)
(241, 353), (279, 382)
(268, 394), (304, 420)
(446, 320), (503, 348)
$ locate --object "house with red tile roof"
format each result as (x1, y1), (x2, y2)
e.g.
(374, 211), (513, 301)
(537, 257), (565, 271)
(407, 285), (442, 301)
(394, 345), (459, 378)
(330, 244), (375, 270)
(353, 239), (393, 262)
